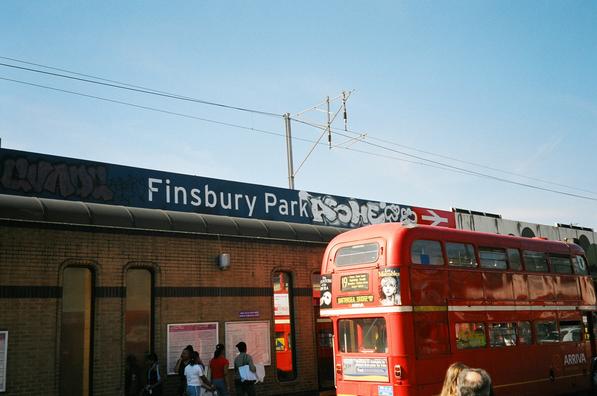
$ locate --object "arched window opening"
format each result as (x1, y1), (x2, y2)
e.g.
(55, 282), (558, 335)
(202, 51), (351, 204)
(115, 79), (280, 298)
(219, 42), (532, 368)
(273, 271), (296, 381)
(60, 267), (94, 396)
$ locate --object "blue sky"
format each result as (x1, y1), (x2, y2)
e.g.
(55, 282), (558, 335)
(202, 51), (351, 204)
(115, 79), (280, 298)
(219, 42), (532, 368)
(1, 1), (596, 227)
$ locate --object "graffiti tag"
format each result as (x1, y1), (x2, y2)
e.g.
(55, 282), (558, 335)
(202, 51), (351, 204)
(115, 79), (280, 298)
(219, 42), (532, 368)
(298, 191), (417, 227)
(1, 157), (114, 201)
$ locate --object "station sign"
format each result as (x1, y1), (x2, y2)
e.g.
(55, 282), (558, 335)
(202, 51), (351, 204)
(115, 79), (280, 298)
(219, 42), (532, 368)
(0, 148), (455, 229)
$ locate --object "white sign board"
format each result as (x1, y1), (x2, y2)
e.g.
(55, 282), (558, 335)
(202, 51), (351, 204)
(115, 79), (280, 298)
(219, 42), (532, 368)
(274, 294), (289, 316)
(167, 322), (218, 375)
(225, 321), (271, 369)
(0, 331), (7, 392)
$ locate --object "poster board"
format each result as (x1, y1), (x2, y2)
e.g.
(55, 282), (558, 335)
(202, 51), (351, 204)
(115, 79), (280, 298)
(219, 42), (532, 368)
(225, 321), (271, 368)
(0, 331), (7, 392)
(166, 322), (218, 375)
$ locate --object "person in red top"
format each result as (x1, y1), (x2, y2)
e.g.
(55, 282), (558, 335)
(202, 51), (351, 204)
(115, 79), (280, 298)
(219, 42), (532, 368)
(209, 344), (230, 396)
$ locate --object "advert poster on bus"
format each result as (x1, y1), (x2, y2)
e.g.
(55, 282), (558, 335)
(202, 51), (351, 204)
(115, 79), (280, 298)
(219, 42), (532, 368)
(319, 274), (332, 309)
(378, 268), (401, 306)
(342, 357), (389, 382)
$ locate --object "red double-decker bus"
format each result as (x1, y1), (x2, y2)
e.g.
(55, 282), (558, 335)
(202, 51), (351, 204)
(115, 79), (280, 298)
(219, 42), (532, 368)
(320, 223), (597, 395)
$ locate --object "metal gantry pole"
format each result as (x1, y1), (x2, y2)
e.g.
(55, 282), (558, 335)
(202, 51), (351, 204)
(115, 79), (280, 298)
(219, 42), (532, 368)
(326, 95), (332, 148)
(284, 113), (295, 189)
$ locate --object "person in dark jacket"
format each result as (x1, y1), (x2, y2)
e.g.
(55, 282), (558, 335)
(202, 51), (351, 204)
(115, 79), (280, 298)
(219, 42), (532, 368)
(125, 354), (142, 396)
(174, 345), (194, 396)
(144, 353), (163, 396)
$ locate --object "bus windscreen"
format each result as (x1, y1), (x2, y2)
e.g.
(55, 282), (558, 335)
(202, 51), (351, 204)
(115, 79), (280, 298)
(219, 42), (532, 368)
(338, 317), (387, 353)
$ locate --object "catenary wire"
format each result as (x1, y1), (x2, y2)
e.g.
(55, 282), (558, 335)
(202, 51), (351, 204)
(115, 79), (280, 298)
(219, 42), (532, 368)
(3, 75), (596, 201)
(295, 116), (597, 196)
(0, 55), (182, 94)
(0, 75), (482, 178)
(0, 76), (291, 140)
(7, 55), (589, 196)
(4, 55), (592, 196)
(0, 60), (282, 118)
(291, 118), (597, 202)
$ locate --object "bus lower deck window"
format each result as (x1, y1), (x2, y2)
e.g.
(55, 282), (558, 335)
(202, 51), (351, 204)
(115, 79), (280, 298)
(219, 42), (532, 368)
(516, 321), (532, 344)
(559, 320), (582, 342)
(338, 318), (387, 353)
(489, 323), (517, 347)
(535, 321), (559, 343)
(455, 323), (486, 349)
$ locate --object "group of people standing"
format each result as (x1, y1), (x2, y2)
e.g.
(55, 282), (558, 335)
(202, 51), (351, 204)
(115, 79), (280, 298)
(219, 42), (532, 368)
(175, 344), (226, 395)
(176, 341), (257, 396)
(125, 340), (257, 396)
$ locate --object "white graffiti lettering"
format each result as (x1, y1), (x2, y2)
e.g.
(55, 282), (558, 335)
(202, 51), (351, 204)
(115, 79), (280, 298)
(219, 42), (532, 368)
(298, 191), (418, 228)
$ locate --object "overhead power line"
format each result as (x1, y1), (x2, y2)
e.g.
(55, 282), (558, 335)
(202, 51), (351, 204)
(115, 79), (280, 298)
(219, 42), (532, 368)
(0, 76), (290, 140)
(293, 116), (597, 196)
(291, 118), (597, 202)
(8, 54), (590, 196)
(0, 75), (495, 179)
(0, 58), (282, 117)
(5, 55), (594, 197)
(2, 72), (596, 202)
(363, 134), (597, 196)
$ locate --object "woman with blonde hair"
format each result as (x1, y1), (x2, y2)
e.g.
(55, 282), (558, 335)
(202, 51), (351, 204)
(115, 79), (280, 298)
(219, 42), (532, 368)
(440, 362), (468, 396)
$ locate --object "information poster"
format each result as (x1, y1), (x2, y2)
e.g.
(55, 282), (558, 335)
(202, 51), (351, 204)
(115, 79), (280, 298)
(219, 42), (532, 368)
(0, 331), (6, 392)
(225, 321), (271, 368)
(273, 294), (289, 316)
(167, 323), (218, 375)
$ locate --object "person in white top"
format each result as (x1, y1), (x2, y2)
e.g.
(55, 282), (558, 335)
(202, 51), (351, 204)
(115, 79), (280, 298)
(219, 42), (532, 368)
(184, 351), (215, 396)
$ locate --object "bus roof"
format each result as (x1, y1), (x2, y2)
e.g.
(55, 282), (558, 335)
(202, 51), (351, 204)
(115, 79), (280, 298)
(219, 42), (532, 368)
(323, 223), (584, 272)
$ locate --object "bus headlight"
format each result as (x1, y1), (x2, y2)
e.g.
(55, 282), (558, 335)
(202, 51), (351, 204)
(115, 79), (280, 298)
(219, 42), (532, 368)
(394, 364), (403, 380)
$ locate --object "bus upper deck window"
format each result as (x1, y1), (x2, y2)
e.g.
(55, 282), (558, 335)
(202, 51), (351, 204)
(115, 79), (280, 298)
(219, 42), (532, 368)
(523, 251), (549, 272)
(411, 240), (444, 265)
(507, 249), (522, 271)
(550, 254), (572, 274)
(335, 243), (380, 266)
(479, 247), (508, 270)
(573, 255), (589, 275)
(447, 243), (477, 267)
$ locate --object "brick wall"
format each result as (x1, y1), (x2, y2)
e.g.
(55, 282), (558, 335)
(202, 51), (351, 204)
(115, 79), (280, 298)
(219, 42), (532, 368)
(0, 222), (327, 396)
